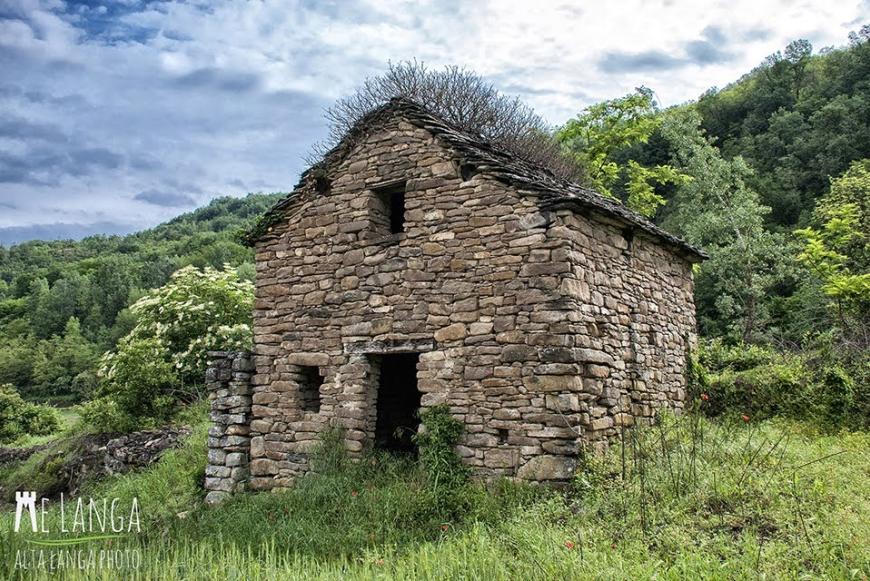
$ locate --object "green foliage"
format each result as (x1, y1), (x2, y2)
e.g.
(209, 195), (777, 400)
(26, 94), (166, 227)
(660, 108), (791, 341)
(0, 383), (60, 444)
(79, 338), (178, 431)
(624, 159), (688, 218)
(81, 265), (253, 432)
(30, 317), (98, 401)
(557, 87), (688, 216)
(0, 194), (281, 403)
(695, 338), (869, 428)
(795, 160), (870, 341)
(414, 405), (470, 491)
(0, 335), (35, 389)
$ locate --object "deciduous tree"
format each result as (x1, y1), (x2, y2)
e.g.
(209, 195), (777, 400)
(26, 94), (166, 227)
(557, 88), (688, 216)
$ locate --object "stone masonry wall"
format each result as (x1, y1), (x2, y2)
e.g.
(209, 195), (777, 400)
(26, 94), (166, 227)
(204, 350), (253, 504)
(246, 113), (698, 490)
(545, 211), (696, 450)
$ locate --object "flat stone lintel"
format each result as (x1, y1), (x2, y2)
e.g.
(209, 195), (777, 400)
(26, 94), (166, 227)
(343, 338), (435, 354)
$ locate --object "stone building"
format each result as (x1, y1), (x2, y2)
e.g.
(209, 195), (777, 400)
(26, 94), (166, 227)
(204, 98), (705, 499)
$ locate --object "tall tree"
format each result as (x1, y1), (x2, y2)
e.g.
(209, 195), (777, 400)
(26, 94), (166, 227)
(659, 109), (789, 341)
(557, 88), (688, 217)
(796, 159), (870, 348)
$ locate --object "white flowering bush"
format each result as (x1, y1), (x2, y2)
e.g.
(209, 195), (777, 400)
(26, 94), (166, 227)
(80, 266), (253, 431)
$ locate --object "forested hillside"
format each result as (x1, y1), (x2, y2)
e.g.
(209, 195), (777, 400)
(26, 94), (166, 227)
(1, 30), (867, 413)
(696, 32), (870, 228)
(680, 32), (868, 343)
(0, 193), (282, 403)
(557, 30), (868, 348)
(0, 30), (867, 581)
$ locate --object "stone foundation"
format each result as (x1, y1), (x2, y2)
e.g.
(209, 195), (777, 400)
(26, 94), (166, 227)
(204, 351), (254, 504)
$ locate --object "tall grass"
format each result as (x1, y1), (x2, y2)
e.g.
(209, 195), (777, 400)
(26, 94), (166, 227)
(1, 413), (868, 580)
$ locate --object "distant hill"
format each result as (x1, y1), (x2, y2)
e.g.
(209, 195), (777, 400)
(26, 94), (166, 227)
(0, 193), (283, 401)
(0, 222), (137, 247)
(693, 32), (869, 227)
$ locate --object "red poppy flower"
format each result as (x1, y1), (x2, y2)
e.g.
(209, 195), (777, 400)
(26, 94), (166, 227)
(700, 393), (709, 401)
(564, 540), (575, 550)
(351, 490), (358, 497)
(375, 558), (385, 566)
(741, 414), (750, 423)
(441, 524), (449, 532)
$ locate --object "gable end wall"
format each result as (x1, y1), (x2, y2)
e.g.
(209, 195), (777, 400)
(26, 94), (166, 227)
(247, 115), (697, 489)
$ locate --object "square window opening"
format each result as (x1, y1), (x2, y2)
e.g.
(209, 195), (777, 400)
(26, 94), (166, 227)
(298, 366), (324, 413)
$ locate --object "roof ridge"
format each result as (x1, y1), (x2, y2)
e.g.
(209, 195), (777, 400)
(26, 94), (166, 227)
(245, 97), (707, 260)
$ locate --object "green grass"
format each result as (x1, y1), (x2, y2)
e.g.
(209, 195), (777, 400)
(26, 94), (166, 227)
(1, 413), (868, 580)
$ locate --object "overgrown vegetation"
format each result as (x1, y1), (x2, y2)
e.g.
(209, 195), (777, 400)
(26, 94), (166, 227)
(80, 266), (253, 432)
(692, 337), (869, 430)
(414, 405), (470, 491)
(317, 60), (580, 181)
(1, 414), (866, 579)
(0, 384), (59, 444)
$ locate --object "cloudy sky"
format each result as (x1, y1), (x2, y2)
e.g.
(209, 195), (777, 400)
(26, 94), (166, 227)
(0, 0), (867, 245)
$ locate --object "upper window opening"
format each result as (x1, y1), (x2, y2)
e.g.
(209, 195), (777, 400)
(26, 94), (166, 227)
(372, 181), (407, 236)
(297, 365), (323, 413)
(314, 175), (331, 195)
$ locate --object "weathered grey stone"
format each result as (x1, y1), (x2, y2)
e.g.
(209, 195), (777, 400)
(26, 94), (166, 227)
(204, 101), (700, 492)
(517, 456), (577, 481)
(205, 491), (229, 505)
(434, 323), (466, 342)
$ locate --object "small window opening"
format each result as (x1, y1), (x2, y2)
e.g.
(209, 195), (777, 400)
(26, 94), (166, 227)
(460, 163), (476, 182)
(314, 175), (331, 195)
(497, 428), (509, 445)
(373, 181), (407, 235)
(622, 227), (635, 255)
(298, 366), (323, 413)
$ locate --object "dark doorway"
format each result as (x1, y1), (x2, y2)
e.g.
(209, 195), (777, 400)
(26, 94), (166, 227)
(374, 353), (421, 454)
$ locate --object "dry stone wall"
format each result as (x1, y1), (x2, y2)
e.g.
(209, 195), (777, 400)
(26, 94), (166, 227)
(238, 113), (697, 491)
(204, 351), (254, 504)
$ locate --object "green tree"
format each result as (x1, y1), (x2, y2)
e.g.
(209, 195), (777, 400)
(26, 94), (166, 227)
(0, 384), (60, 444)
(0, 335), (36, 390)
(28, 273), (91, 339)
(31, 317), (98, 400)
(795, 160), (870, 343)
(557, 87), (689, 216)
(659, 109), (790, 341)
(81, 265), (254, 431)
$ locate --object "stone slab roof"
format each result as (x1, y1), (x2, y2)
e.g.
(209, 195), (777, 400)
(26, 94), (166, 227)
(246, 98), (707, 261)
